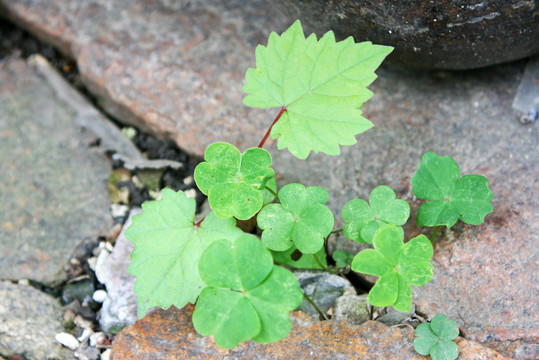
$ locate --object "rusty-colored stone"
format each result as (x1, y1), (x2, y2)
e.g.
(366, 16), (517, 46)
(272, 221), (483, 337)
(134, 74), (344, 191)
(112, 306), (510, 359)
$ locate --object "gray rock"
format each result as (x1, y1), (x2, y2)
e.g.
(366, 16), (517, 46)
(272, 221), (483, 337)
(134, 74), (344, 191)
(0, 56), (112, 285)
(377, 305), (416, 326)
(273, 0), (539, 70)
(97, 209), (140, 334)
(0, 281), (73, 359)
(293, 269), (353, 317)
(333, 294), (370, 325)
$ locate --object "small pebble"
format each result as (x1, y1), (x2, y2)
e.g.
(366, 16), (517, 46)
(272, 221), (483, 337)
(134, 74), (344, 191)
(92, 289), (108, 303)
(100, 349), (112, 360)
(17, 279), (30, 286)
(183, 175), (194, 185)
(90, 331), (107, 347)
(110, 203), (129, 218)
(55, 332), (79, 350)
(185, 188), (197, 199)
(87, 256), (98, 271)
(77, 328), (94, 342)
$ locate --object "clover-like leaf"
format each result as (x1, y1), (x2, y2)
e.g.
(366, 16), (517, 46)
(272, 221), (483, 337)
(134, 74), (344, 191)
(243, 20), (393, 159)
(194, 142), (275, 220)
(193, 235), (303, 348)
(343, 185), (410, 244)
(125, 189), (244, 317)
(257, 183), (334, 254)
(351, 224), (433, 312)
(414, 314), (460, 360)
(332, 250), (355, 269)
(272, 245), (327, 270)
(412, 152), (493, 227)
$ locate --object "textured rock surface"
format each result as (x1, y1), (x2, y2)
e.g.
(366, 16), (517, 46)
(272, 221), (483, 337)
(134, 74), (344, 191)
(0, 56), (112, 285)
(97, 209), (140, 334)
(273, 0), (539, 69)
(332, 294), (370, 325)
(0, 281), (73, 360)
(293, 269), (352, 317)
(1, 0), (537, 356)
(111, 305), (510, 359)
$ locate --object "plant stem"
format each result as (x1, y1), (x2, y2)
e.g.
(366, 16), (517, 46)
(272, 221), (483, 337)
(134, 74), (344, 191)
(265, 186), (278, 199)
(194, 217), (205, 227)
(430, 225), (440, 243)
(258, 106), (287, 148)
(303, 292), (328, 321)
(330, 228), (343, 235)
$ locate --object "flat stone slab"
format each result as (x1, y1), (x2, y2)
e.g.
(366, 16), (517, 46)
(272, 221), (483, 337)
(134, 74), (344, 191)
(111, 305), (509, 359)
(2, 0), (537, 356)
(0, 56), (112, 285)
(0, 281), (73, 359)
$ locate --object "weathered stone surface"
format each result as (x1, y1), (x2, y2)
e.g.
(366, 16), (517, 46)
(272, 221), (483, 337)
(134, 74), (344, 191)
(0, 56), (112, 285)
(97, 209), (140, 334)
(273, 0), (539, 70)
(332, 294), (370, 325)
(1, 0), (536, 356)
(293, 269), (352, 317)
(0, 281), (73, 360)
(111, 305), (510, 359)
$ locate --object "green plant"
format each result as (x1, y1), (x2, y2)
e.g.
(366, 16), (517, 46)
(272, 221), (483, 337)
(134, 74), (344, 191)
(414, 314), (460, 360)
(126, 20), (493, 349)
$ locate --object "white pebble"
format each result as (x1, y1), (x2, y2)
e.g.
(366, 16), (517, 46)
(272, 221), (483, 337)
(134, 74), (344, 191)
(55, 332), (79, 350)
(184, 188), (197, 199)
(87, 256), (98, 271)
(100, 349), (112, 360)
(77, 328), (93, 342)
(92, 289), (108, 303)
(90, 331), (107, 347)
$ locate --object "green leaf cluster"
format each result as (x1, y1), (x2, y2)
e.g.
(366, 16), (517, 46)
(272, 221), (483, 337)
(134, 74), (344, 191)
(125, 189), (244, 317)
(412, 152), (493, 227)
(414, 314), (460, 360)
(257, 183), (334, 254)
(243, 20), (393, 159)
(332, 250), (355, 269)
(193, 235), (303, 348)
(342, 185), (409, 244)
(351, 224), (433, 312)
(272, 245), (327, 270)
(194, 142), (275, 220)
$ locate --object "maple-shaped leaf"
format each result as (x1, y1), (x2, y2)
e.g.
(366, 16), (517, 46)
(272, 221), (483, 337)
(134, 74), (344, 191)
(342, 185), (410, 244)
(194, 142), (275, 220)
(243, 20), (393, 159)
(412, 152), (493, 227)
(414, 314), (460, 360)
(257, 183), (334, 254)
(351, 224), (433, 312)
(125, 189), (244, 317)
(193, 235), (303, 348)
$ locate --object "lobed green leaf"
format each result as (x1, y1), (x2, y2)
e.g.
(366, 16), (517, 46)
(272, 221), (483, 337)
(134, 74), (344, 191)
(351, 224), (433, 312)
(272, 245), (327, 270)
(243, 20), (393, 159)
(194, 142), (275, 220)
(193, 236), (303, 348)
(257, 183), (334, 254)
(414, 314), (460, 360)
(412, 152), (493, 227)
(125, 189), (244, 318)
(343, 186), (409, 244)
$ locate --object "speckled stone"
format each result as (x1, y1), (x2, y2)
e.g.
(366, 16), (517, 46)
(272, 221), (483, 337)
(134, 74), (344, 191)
(0, 56), (112, 285)
(111, 305), (510, 359)
(0, 281), (73, 360)
(273, 0), (539, 69)
(1, 1), (537, 356)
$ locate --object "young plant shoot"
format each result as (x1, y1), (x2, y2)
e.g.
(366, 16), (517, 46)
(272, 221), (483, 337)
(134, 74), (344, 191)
(126, 19), (493, 350)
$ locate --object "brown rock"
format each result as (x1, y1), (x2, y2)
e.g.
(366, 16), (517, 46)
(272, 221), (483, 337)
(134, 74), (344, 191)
(111, 305), (510, 359)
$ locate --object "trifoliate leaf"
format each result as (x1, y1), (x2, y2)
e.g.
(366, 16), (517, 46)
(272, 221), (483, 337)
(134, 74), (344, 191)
(194, 142), (275, 220)
(412, 152), (493, 227)
(243, 20), (393, 159)
(125, 189), (244, 318)
(351, 224), (433, 312)
(343, 186), (410, 244)
(257, 183), (334, 254)
(414, 314), (459, 360)
(193, 235), (303, 348)
(332, 250), (355, 269)
(272, 245), (327, 270)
